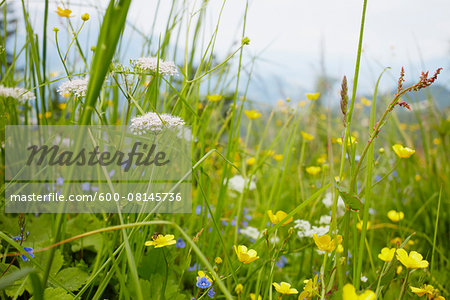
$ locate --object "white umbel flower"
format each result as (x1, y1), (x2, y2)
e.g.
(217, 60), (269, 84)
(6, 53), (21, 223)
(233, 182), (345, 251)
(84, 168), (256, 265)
(0, 85), (36, 103)
(130, 112), (185, 135)
(131, 57), (178, 76)
(294, 219), (330, 238)
(228, 175), (256, 193)
(240, 226), (260, 241)
(57, 78), (89, 98)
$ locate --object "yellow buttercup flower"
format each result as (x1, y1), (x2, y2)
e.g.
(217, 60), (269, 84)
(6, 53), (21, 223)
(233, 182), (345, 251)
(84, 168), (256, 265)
(356, 220), (371, 231)
(299, 100), (307, 107)
(273, 154), (283, 161)
(343, 283), (375, 300)
(415, 174), (421, 181)
(272, 282), (298, 295)
(392, 144), (415, 158)
(144, 234), (176, 248)
(301, 131), (314, 141)
(317, 154), (327, 164)
(360, 97), (372, 106)
(387, 210), (404, 222)
(244, 110), (262, 120)
(44, 111), (52, 119)
(396, 249), (429, 269)
(207, 94), (222, 102)
(249, 293), (262, 300)
(56, 6), (72, 18)
(214, 257), (223, 265)
(267, 210), (293, 226)
(305, 166), (321, 175)
(410, 284), (446, 300)
(246, 157), (256, 166)
(410, 285), (435, 297)
(313, 233), (342, 252)
(336, 136), (358, 146)
(58, 103), (66, 110)
(378, 247), (396, 262)
(396, 266), (403, 274)
(305, 92), (320, 101)
(298, 274), (319, 300)
(235, 283), (244, 294)
(234, 245), (259, 264)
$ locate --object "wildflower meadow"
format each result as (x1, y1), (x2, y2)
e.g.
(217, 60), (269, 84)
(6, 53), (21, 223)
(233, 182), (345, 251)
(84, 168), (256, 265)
(0, 1), (449, 299)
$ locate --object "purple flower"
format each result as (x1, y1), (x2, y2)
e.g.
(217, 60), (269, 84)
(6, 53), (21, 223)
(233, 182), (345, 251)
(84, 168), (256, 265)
(176, 238), (186, 248)
(221, 220), (228, 226)
(21, 247), (34, 261)
(196, 277), (211, 289)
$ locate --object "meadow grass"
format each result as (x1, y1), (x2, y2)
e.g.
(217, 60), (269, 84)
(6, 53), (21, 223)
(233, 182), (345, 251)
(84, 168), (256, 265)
(0, 0), (449, 299)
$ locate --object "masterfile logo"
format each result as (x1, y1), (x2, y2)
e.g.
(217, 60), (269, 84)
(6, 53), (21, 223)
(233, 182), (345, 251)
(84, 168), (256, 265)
(5, 125), (192, 213)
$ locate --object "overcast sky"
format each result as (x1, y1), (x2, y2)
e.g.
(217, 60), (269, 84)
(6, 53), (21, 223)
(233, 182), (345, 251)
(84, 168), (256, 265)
(20, 0), (450, 102)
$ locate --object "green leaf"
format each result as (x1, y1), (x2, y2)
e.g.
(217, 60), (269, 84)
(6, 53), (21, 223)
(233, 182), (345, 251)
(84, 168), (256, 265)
(30, 287), (73, 300)
(0, 263), (27, 297)
(137, 250), (167, 280)
(55, 268), (89, 291)
(30, 249), (64, 278)
(336, 186), (362, 211)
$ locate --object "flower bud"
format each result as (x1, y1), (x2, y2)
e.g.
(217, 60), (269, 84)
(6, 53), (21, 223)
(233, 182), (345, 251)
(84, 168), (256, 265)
(81, 13), (89, 21)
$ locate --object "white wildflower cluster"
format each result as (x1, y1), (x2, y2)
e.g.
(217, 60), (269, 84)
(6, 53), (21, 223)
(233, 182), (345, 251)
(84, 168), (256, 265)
(240, 226), (260, 241)
(228, 175), (256, 194)
(322, 192), (346, 216)
(0, 85), (36, 103)
(130, 112), (185, 135)
(294, 219), (330, 239)
(240, 226), (279, 244)
(57, 78), (89, 98)
(131, 57), (178, 76)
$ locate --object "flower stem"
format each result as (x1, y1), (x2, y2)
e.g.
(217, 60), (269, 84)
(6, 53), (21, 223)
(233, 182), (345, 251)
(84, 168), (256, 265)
(320, 253), (328, 300)
(398, 270), (411, 300)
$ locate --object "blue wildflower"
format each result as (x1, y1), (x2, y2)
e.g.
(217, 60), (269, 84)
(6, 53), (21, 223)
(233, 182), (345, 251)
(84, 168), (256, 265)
(207, 287), (215, 298)
(56, 177), (64, 185)
(21, 247), (34, 261)
(82, 182), (90, 191)
(176, 238), (186, 248)
(12, 236), (23, 242)
(188, 263), (199, 271)
(196, 277), (211, 289)
(221, 220), (228, 226)
(196, 205), (202, 215)
(276, 255), (287, 268)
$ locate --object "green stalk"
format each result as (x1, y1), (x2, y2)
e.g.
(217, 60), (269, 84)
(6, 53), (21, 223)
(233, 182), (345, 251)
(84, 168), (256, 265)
(355, 69), (386, 288)
(331, 0), (368, 287)
(398, 270), (411, 300)
(79, 0), (132, 125)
